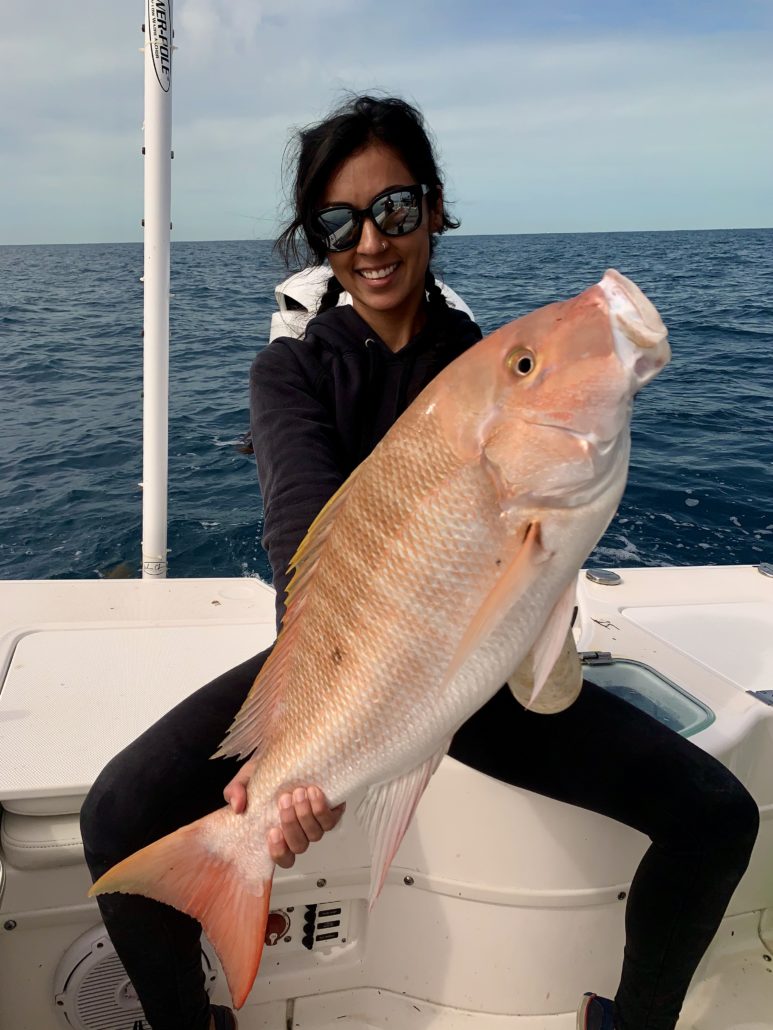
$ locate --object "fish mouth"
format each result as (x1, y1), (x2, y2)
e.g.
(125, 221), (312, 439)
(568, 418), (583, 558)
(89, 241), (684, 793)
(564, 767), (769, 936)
(526, 414), (631, 458)
(511, 422), (631, 510)
(599, 269), (671, 388)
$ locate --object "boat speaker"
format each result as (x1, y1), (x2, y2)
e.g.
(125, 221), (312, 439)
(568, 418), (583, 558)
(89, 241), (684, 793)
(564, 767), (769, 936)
(52, 923), (219, 1029)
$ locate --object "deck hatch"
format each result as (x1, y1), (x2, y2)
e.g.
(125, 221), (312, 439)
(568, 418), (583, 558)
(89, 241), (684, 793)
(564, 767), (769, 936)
(0, 624), (264, 812)
(581, 657), (715, 737)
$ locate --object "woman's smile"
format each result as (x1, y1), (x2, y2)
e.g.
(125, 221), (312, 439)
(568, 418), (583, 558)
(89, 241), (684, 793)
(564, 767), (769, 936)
(357, 261), (400, 282)
(321, 142), (442, 349)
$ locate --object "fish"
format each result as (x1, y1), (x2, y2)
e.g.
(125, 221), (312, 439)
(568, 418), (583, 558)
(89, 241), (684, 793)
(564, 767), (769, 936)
(89, 269), (670, 1008)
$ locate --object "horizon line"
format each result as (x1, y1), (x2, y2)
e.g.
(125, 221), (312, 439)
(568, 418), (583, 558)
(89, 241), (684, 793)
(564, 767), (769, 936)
(2, 225), (771, 248)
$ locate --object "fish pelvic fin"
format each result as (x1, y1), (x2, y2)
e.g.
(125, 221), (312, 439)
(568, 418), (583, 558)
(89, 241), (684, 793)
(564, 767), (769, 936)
(528, 580), (579, 707)
(508, 630), (583, 714)
(357, 742), (450, 908)
(215, 466), (363, 761)
(88, 816), (273, 1009)
(507, 582), (582, 713)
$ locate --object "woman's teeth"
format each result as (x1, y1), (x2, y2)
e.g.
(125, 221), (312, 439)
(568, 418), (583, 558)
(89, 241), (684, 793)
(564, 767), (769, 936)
(360, 262), (398, 281)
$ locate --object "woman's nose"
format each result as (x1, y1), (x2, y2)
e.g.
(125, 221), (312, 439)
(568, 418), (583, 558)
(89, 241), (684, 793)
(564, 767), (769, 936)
(356, 217), (385, 254)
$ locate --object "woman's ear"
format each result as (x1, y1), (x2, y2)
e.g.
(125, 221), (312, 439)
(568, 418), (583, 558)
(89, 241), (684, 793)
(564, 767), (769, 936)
(428, 186), (444, 234)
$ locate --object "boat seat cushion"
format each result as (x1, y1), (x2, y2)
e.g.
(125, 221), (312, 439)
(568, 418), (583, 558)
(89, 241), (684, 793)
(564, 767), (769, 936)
(1, 809), (84, 870)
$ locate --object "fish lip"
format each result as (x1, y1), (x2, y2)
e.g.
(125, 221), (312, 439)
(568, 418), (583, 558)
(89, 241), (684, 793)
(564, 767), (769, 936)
(601, 270), (665, 341)
(599, 269), (671, 386)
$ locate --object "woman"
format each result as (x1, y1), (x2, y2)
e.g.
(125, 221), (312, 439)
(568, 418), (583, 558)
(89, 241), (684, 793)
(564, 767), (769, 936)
(81, 95), (758, 1030)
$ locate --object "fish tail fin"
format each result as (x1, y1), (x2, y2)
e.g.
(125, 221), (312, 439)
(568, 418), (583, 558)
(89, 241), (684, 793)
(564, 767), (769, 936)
(88, 815), (273, 1009)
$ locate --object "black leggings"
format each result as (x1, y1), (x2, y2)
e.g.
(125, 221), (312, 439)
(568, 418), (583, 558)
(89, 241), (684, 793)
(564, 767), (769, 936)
(80, 649), (759, 1030)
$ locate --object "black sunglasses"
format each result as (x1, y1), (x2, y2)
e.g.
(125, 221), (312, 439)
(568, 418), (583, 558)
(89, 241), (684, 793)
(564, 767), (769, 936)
(312, 184), (431, 253)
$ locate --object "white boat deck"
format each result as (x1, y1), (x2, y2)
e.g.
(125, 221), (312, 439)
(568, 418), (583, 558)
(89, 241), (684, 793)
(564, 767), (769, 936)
(1, 565), (772, 1029)
(0, 577), (276, 811)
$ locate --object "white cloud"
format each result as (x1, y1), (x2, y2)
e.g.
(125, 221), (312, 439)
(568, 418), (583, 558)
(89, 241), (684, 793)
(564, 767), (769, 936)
(2, 1), (771, 243)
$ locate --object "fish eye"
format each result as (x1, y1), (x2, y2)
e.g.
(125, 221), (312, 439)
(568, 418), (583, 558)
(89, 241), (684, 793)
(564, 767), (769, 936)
(507, 348), (536, 377)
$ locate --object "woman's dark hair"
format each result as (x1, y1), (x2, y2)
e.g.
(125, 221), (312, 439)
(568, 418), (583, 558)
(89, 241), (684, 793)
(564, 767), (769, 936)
(275, 94), (459, 269)
(239, 96), (458, 455)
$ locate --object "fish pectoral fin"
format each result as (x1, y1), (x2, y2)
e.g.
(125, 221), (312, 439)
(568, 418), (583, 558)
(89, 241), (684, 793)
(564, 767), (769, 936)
(443, 520), (549, 688)
(356, 742), (450, 908)
(526, 581), (582, 709)
(89, 815), (273, 1009)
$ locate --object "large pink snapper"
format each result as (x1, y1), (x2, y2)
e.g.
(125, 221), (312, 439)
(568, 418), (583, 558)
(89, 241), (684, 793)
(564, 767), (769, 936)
(90, 270), (670, 1006)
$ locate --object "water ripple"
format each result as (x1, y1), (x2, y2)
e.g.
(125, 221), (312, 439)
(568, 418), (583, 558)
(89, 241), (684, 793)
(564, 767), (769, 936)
(1, 231), (771, 580)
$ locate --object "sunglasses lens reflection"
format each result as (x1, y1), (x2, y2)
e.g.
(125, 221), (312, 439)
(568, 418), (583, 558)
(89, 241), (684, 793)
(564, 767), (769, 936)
(317, 211), (360, 251)
(317, 186), (425, 252)
(374, 190), (421, 236)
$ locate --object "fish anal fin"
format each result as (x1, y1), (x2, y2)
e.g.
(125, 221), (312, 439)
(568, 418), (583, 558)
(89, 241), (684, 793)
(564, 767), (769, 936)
(443, 521), (549, 688)
(89, 816), (273, 1009)
(356, 743), (450, 907)
(215, 468), (362, 760)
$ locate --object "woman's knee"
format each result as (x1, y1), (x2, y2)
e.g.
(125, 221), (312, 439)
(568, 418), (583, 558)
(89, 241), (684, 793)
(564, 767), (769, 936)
(80, 766), (128, 868)
(675, 760), (759, 860)
(79, 746), (165, 872)
(713, 775), (760, 857)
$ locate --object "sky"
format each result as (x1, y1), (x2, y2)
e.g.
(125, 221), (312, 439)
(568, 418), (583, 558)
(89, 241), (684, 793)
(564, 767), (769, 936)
(1, 0), (771, 244)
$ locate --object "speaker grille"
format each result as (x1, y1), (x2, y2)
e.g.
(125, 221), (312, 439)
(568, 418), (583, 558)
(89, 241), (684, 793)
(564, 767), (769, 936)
(54, 924), (217, 1030)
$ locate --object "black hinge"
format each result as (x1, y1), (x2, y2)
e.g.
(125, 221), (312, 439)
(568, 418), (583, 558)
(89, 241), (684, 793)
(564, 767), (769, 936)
(580, 651), (614, 666)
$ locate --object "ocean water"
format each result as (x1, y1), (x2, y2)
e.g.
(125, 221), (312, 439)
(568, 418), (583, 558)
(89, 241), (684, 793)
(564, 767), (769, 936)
(0, 229), (771, 583)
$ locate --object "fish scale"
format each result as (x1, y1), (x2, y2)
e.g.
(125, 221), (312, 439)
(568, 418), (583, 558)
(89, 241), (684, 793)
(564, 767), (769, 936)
(90, 270), (670, 1009)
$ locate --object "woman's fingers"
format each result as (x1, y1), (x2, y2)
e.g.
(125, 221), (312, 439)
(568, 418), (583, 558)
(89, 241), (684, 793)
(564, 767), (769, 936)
(281, 788), (322, 849)
(226, 782), (248, 814)
(223, 758), (258, 814)
(268, 825), (294, 868)
(268, 786), (346, 869)
(228, 768), (344, 867)
(308, 785), (346, 830)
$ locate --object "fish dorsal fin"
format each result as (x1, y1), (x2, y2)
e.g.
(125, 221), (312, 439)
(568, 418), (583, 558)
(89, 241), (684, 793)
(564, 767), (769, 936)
(284, 465), (363, 611)
(356, 742), (450, 907)
(441, 521), (549, 690)
(214, 469), (361, 761)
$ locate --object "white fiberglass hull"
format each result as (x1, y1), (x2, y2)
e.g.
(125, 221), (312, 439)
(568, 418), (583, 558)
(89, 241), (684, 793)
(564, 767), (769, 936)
(0, 565), (772, 1029)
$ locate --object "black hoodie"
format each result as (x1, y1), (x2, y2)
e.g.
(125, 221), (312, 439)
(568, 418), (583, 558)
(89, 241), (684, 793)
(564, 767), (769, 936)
(250, 303), (483, 626)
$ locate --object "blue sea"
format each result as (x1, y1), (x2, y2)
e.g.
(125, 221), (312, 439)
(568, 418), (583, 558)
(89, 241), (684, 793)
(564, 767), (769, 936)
(1, 230), (771, 582)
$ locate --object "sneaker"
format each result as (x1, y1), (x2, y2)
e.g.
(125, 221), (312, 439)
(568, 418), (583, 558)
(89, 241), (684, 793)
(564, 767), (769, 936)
(577, 992), (615, 1030)
(210, 1005), (238, 1030)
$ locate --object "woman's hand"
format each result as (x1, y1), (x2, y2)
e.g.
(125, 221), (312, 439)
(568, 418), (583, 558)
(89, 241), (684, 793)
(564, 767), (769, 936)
(223, 761), (346, 869)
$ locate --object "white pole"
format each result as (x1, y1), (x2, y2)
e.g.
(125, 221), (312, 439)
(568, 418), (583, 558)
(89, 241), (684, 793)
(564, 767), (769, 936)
(141, 0), (173, 579)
